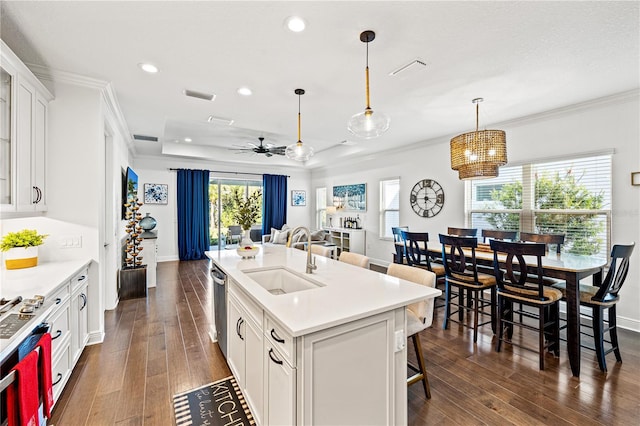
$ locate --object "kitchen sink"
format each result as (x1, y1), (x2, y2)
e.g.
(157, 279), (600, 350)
(244, 267), (325, 295)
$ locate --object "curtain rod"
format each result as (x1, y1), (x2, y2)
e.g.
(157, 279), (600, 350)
(168, 168), (290, 177)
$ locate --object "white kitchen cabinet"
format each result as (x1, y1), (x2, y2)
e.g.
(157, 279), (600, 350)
(264, 341), (295, 426)
(0, 39), (52, 214)
(70, 270), (89, 364)
(227, 282), (264, 425)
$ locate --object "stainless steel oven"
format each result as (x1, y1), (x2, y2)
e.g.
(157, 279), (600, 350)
(211, 264), (227, 359)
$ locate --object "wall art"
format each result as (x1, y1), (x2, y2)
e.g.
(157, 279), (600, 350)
(144, 183), (168, 204)
(291, 190), (306, 206)
(333, 183), (366, 211)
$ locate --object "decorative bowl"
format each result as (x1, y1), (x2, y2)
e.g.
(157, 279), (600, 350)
(237, 245), (260, 258)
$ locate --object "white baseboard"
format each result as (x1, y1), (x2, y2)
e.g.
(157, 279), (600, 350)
(617, 316), (640, 333)
(87, 330), (105, 346)
(158, 255), (179, 262)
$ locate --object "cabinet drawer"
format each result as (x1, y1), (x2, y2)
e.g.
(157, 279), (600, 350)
(48, 302), (70, 356)
(51, 343), (70, 403)
(71, 268), (89, 293)
(265, 315), (295, 367)
(229, 280), (262, 328)
(48, 283), (70, 308)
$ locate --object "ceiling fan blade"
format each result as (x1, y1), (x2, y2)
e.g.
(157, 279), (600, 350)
(248, 142), (259, 148)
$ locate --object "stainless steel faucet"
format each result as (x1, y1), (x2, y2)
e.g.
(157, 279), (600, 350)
(290, 226), (317, 274)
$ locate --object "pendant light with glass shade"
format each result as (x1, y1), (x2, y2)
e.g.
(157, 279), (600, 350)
(286, 89), (314, 161)
(450, 98), (507, 180)
(347, 30), (390, 139)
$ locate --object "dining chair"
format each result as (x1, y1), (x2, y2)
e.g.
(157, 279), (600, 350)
(447, 227), (478, 237)
(228, 225), (243, 245)
(392, 226), (409, 264)
(519, 232), (565, 254)
(481, 229), (518, 243)
(439, 234), (496, 343)
(552, 242), (635, 372)
(490, 239), (562, 370)
(386, 263), (436, 399)
(401, 231), (446, 308)
(338, 251), (370, 269)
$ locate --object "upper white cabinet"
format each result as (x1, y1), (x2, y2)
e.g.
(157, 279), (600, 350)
(0, 39), (53, 214)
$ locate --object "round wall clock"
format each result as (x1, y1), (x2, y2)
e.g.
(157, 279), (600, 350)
(410, 179), (445, 218)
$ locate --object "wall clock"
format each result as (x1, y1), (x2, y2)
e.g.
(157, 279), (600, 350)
(410, 179), (444, 218)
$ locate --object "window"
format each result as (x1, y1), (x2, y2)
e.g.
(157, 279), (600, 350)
(468, 154), (611, 257)
(380, 178), (400, 239)
(316, 187), (327, 229)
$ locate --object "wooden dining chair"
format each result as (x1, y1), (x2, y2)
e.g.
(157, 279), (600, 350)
(387, 263), (436, 399)
(519, 232), (565, 254)
(439, 234), (496, 343)
(490, 240), (562, 370)
(481, 229), (517, 243)
(392, 226), (409, 264)
(552, 242), (635, 372)
(339, 251), (370, 269)
(402, 231), (446, 308)
(447, 227), (478, 237)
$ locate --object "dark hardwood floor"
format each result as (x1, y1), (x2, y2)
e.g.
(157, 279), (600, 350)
(50, 260), (640, 425)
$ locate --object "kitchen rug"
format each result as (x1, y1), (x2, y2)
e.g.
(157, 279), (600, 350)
(173, 376), (255, 426)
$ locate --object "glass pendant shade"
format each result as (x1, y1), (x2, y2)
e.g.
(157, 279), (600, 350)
(348, 108), (390, 139)
(285, 141), (314, 162)
(286, 88), (314, 162)
(349, 30), (389, 139)
(450, 99), (507, 180)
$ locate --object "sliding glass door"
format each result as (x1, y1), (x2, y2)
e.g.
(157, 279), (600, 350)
(209, 178), (263, 250)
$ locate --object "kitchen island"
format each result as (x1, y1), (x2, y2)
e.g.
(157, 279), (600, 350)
(206, 245), (440, 426)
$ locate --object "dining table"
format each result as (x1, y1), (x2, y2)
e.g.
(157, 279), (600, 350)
(395, 240), (607, 377)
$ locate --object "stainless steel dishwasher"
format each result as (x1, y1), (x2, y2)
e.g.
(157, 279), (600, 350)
(211, 264), (227, 359)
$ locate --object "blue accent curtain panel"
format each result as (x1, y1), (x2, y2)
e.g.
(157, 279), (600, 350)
(262, 174), (287, 236)
(177, 169), (210, 260)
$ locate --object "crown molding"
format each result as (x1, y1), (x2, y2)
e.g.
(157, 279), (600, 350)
(101, 83), (135, 156)
(27, 63), (109, 90)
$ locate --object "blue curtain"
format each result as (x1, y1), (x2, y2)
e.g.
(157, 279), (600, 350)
(262, 174), (287, 236)
(177, 169), (210, 260)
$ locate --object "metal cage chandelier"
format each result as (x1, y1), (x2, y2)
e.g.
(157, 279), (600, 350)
(450, 98), (507, 180)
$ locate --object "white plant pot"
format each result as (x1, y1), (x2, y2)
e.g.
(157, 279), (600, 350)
(4, 246), (39, 269)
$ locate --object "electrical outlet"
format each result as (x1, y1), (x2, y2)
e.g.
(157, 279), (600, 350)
(58, 235), (82, 248)
(394, 330), (405, 352)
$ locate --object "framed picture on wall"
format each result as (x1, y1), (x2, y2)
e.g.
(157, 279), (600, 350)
(291, 190), (306, 206)
(333, 183), (366, 211)
(144, 183), (168, 204)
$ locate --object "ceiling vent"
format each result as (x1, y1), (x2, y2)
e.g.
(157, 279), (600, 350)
(207, 115), (234, 125)
(389, 58), (427, 77)
(133, 134), (158, 142)
(184, 89), (216, 102)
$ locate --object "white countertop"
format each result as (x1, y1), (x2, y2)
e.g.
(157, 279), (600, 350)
(1, 259), (91, 300)
(206, 246), (441, 337)
(1, 259), (92, 361)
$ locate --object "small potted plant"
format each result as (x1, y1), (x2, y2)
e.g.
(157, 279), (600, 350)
(1, 229), (48, 269)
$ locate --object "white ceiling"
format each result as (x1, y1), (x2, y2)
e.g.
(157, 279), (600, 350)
(1, 1), (638, 169)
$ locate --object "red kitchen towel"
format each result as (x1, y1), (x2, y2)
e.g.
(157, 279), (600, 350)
(6, 350), (40, 426)
(35, 332), (54, 418)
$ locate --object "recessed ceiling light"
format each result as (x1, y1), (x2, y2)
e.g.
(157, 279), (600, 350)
(184, 137), (192, 143)
(138, 63), (159, 73)
(237, 87), (252, 96)
(285, 16), (306, 32)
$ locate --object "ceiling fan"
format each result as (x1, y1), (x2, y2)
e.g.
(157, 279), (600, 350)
(230, 137), (286, 157)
